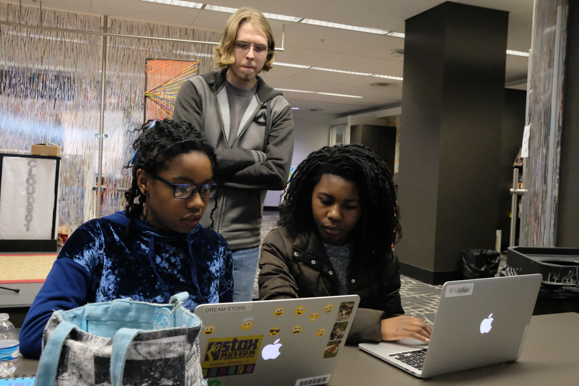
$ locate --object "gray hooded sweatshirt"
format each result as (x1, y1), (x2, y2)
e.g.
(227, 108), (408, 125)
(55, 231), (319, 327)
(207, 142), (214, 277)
(173, 68), (294, 251)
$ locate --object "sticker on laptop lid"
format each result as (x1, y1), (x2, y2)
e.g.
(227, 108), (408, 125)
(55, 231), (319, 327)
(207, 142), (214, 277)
(323, 304), (333, 313)
(204, 325), (216, 335)
(274, 306), (285, 316)
(295, 306), (306, 315)
(309, 312), (319, 321)
(202, 335), (262, 374)
(336, 302), (355, 321)
(241, 317), (254, 330)
(323, 340), (341, 358)
(295, 374), (331, 386)
(201, 304), (253, 313)
(445, 282), (474, 297)
(329, 322), (347, 340)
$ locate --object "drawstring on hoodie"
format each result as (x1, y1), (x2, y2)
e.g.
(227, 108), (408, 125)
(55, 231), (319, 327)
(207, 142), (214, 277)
(146, 233), (205, 304)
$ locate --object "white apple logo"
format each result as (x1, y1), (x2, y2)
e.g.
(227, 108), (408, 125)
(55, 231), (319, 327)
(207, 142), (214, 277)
(480, 313), (494, 334)
(261, 339), (282, 360)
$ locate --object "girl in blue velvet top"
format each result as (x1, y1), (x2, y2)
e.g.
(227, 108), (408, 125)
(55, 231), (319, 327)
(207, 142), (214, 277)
(20, 119), (234, 358)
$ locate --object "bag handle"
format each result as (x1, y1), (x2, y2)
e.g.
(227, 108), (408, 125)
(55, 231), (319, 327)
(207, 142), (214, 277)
(110, 328), (141, 386)
(34, 321), (76, 386)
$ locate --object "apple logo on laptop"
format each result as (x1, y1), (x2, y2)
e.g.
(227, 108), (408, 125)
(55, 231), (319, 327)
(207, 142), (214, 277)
(261, 339), (282, 360)
(480, 313), (494, 334)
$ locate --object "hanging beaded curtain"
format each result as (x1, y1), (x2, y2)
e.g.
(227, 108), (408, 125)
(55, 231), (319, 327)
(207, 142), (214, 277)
(519, 0), (568, 247)
(0, 2), (220, 232)
(98, 17), (218, 218)
(0, 3), (103, 232)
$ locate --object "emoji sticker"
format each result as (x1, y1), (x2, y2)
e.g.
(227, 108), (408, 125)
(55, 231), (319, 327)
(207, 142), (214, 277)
(324, 304), (333, 313)
(292, 325), (302, 334)
(204, 325), (215, 335)
(295, 306), (306, 315)
(241, 317), (254, 330)
(309, 312), (319, 321)
(274, 307), (285, 316)
(269, 327), (281, 336)
(316, 327), (326, 337)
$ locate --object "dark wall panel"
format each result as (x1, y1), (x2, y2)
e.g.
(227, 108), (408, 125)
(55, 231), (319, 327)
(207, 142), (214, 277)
(558, 1), (579, 247)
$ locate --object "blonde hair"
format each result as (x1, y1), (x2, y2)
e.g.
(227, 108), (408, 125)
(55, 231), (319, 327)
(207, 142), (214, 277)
(214, 7), (275, 72)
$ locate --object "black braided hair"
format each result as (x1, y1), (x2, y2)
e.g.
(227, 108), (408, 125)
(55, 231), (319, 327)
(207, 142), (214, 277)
(124, 119), (218, 227)
(279, 144), (401, 261)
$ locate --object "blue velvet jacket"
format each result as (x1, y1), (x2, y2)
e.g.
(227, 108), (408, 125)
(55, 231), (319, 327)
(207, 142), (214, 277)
(20, 211), (233, 359)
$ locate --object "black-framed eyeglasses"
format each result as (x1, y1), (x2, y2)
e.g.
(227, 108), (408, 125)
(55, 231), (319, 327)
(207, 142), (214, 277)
(151, 174), (217, 199)
(234, 41), (269, 55)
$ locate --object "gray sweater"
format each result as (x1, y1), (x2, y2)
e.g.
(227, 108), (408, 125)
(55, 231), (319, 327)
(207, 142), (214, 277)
(173, 69), (294, 250)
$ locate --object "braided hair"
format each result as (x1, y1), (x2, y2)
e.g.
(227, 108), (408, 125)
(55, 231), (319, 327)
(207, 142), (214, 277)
(124, 119), (218, 226)
(279, 144), (401, 261)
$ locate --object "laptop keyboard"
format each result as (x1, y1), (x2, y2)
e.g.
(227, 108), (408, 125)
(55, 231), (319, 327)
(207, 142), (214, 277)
(389, 348), (428, 371)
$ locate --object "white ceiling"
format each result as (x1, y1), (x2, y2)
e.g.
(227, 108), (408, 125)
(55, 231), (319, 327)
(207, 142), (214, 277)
(8, 0), (533, 116)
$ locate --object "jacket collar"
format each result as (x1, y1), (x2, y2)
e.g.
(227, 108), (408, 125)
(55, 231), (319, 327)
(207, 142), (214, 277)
(201, 68), (283, 103)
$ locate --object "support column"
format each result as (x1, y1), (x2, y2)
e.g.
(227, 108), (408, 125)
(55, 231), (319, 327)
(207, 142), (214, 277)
(396, 2), (508, 284)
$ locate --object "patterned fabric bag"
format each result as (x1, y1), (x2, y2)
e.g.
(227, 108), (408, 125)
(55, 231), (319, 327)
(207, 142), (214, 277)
(35, 292), (205, 386)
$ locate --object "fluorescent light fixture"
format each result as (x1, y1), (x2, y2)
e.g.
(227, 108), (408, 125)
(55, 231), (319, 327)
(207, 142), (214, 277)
(300, 19), (388, 35)
(203, 4), (237, 13)
(292, 107), (300, 110)
(275, 88), (315, 94)
(262, 13), (303, 22)
(506, 50), (530, 57)
(311, 67), (372, 76)
(275, 62), (311, 69)
(317, 92), (362, 98)
(387, 32), (405, 38)
(372, 74), (403, 81)
(141, 0), (203, 8)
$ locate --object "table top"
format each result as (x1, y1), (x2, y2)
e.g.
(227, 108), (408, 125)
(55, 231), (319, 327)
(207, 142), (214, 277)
(13, 313), (579, 384)
(330, 312), (579, 385)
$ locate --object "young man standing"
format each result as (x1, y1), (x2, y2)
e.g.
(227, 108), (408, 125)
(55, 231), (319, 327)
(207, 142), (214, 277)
(173, 7), (294, 302)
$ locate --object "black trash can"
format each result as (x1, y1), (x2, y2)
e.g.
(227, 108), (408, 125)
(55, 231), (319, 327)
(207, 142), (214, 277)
(461, 249), (501, 279)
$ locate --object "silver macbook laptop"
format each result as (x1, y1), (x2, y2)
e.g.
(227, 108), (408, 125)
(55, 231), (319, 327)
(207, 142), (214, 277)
(359, 274), (542, 378)
(194, 295), (360, 386)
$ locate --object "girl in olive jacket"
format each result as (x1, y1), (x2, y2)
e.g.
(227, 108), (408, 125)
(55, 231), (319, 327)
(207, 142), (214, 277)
(258, 144), (431, 345)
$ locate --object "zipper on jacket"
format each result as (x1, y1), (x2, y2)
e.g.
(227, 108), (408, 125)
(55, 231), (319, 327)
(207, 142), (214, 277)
(232, 101), (264, 148)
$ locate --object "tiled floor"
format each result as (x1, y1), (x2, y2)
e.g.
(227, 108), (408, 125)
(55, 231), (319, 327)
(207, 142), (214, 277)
(260, 210), (443, 324)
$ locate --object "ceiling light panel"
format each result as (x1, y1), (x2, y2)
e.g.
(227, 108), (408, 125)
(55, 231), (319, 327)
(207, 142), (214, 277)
(203, 4), (237, 13)
(275, 62), (311, 69)
(141, 0), (203, 8)
(311, 67), (372, 76)
(300, 19), (388, 35)
(506, 50), (530, 57)
(262, 13), (303, 22)
(275, 88), (315, 94)
(316, 92), (363, 98)
(372, 74), (403, 81)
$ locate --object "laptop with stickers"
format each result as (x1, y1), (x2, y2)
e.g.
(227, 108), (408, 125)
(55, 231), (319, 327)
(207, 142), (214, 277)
(359, 274), (542, 378)
(194, 295), (360, 386)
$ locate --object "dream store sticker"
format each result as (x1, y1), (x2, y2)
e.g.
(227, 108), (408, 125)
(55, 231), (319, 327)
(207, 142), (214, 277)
(269, 327), (281, 336)
(316, 328), (326, 337)
(336, 302), (355, 321)
(324, 341), (341, 359)
(274, 307), (285, 316)
(204, 325), (216, 335)
(241, 317), (254, 330)
(323, 304), (333, 313)
(292, 325), (302, 334)
(295, 306), (306, 315)
(309, 312), (319, 321)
